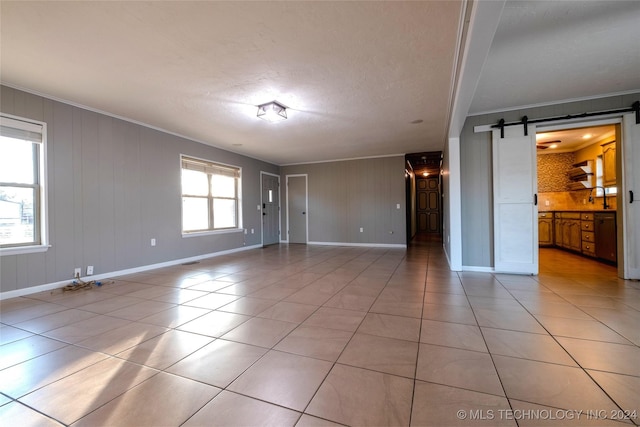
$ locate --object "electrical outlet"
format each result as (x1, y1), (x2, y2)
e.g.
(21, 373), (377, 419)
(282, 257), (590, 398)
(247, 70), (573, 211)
(150, 238), (156, 246)
(74, 268), (81, 278)
(86, 266), (94, 275)
(359, 227), (364, 232)
(251, 228), (254, 234)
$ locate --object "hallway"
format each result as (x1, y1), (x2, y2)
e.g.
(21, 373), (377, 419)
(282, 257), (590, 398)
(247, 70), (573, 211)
(1, 241), (638, 426)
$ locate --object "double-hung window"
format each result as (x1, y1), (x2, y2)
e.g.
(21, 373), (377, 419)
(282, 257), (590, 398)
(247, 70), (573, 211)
(181, 155), (240, 234)
(0, 114), (48, 254)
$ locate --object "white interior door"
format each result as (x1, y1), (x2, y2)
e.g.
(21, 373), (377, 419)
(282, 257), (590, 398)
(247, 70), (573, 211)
(261, 172), (280, 246)
(492, 125), (538, 274)
(287, 175), (308, 244)
(622, 113), (640, 279)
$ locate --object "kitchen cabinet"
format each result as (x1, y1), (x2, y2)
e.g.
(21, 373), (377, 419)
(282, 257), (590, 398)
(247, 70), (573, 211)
(538, 212), (553, 246)
(602, 141), (616, 187)
(580, 212), (596, 257)
(550, 211), (616, 264)
(554, 212), (582, 253)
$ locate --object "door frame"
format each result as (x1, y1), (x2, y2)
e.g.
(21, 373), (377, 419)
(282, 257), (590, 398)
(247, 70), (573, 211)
(536, 117), (629, 277)
(285, 174), (308, 244)
(475, 115), (633, 277)
(260, 171), (281, 247)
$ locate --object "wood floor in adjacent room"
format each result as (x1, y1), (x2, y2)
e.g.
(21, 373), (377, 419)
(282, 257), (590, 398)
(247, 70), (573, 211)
(1, 241), (638, 426)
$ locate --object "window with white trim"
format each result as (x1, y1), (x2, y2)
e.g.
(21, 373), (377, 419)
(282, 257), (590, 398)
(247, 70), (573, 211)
(181, 155), (240, 233)
(0, 115), (47, 252)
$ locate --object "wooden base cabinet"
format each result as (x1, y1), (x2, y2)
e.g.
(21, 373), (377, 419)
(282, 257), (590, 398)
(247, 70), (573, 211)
(538, 213), (553, 246)
(546, 211), (616, 264)
(554, 212), (581, 252)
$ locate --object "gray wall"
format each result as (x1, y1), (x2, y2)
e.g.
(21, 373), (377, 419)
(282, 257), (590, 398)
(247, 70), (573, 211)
(460, 92), (640, 268)
(0, 86), (279, 293)
(281, 156), (406, 246)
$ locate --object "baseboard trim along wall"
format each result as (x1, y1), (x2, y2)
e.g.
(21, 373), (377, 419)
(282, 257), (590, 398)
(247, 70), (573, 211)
(308, 241), (406, 249)
(0, 244), (262, 300)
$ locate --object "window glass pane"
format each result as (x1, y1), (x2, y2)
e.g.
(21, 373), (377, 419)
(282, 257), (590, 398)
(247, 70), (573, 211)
(211, 174), (235, 198)
(0, 186), (36, 246)
(213, 199), (236, 228)
(182, 169), (209, 196)
(0, 136), (35, 184)
(182, 197), (209, 231)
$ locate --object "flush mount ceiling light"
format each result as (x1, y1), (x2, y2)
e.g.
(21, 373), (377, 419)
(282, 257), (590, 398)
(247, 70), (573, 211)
(257, 101), (287, 122)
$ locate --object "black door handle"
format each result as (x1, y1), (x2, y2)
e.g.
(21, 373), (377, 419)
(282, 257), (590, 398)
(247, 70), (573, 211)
(263, 212), (266, 216)
(631, 190), (635, 203)
(302, 212), (306, 215)
(534, 194), (538, 206)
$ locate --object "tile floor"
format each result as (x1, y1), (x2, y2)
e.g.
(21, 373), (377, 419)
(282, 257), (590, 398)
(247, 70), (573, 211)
(0, 239), (639, 426)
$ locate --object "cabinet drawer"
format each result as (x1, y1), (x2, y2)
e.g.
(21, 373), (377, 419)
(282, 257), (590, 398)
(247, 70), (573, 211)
(581, 221), (594, 231)
(582, 231), (595, 242)
(558, 212), (581, 219)
(581, 213), (594, 221)
(538, 212), (551, 219)
(582, 241), (596, 255)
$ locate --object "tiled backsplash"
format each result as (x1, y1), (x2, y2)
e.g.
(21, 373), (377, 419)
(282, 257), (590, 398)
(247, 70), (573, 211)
(537, 151), (616, 211)
(538, 190), (617, 211)
(537, 152), (575, 192)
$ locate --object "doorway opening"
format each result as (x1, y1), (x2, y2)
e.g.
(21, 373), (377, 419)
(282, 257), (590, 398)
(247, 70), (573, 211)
(536, 122), (619, 274)
(405, 152), (442, 243)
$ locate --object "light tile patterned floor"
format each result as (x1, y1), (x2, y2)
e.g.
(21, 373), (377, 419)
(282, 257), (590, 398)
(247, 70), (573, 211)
(0, 240), (639, 426)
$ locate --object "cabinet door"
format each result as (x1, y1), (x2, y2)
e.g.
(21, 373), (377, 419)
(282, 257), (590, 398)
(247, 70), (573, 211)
(602, 142), (616, 187)
(538, 219), (552, 245)
(569, 220), (582, 251)
(554, 219), (563, 247)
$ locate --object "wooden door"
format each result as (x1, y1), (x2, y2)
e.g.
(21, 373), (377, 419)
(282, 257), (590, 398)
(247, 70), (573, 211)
(416, 177), (441, 233)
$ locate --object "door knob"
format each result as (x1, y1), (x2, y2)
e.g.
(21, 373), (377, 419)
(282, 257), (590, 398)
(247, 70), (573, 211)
(302, 212), (306, 215)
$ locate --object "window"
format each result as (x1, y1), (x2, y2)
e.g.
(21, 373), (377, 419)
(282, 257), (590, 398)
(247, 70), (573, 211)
(0, 114), (47, 254)
(595, 155), (617, 197)
(181, 155), (240, 234)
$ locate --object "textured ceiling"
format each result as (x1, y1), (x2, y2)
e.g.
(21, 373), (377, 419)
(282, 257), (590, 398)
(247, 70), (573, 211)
(0, 1), (463, 165)
(1, 1), (638, 166)
(470, 0), (640, 115)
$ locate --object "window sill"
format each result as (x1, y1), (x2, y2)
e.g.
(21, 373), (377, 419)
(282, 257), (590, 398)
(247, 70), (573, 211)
(0, 244), (51, 256)
(182, 228), (244, 238)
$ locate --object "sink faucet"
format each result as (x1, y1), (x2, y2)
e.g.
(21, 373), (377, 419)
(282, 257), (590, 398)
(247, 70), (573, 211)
(589, 186), (609, 209)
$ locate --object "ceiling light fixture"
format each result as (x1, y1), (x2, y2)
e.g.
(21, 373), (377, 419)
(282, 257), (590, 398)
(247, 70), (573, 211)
(257, 101), (287, 122)
(423, 172), (429, 177)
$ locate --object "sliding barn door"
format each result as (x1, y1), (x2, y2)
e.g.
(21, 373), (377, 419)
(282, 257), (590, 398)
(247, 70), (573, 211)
(492, 125), (538, 274)
(622, 113), (640, 279)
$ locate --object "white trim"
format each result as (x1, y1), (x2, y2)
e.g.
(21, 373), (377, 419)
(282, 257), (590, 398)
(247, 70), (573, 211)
(281, 153), (403, 167)
(446, 137), (463, 271)
(182, 228), (244, 238)
(308, 241), (406, 249)
(260, 171), (281, 247)
(179, 153), (243, 234)
(0, 113), (49, 253)
(468, 90), (640, 117)
(462, 265), (495, 273)
(0, 244), (262, 300)
(0, 244), (51, 256)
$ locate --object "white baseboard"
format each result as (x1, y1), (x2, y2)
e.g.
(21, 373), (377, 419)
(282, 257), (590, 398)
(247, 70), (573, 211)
(0, 244), (262, 300)
(308, 241), (406, 249)
(461, 265), (495, 273)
